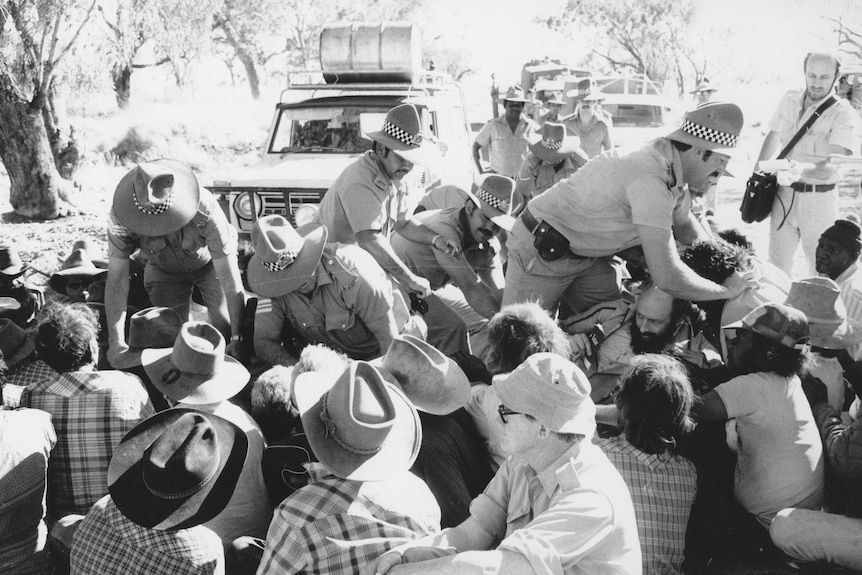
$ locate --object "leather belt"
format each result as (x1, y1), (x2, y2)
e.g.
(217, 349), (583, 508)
(520, 206), (541, 234)
(790, 182), (835, 193)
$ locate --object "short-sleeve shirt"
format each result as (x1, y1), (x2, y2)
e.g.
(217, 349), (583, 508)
(517, 153), (579, 199)
(20, 369), (155, 520)
(0, 407), (56, 575)
(107, 189), (237, 273)
(475, 115), (538, 177)
(564, 114), (613, 159)
(715, 372), (824, 521)
(768, 89), (861, 184)
(314, 151), (409, 244)
(391, 208), (497, 291)
(254, 244), (410, 360)
(71, 495), (224, 575)
(596, 436), (697, 575)
(469, 441), (641, 575)
(528, 138), (689, 257)
(256, 464), (440, 575)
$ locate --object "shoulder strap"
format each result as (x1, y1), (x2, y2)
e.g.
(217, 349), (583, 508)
(777, 96), (837, 160)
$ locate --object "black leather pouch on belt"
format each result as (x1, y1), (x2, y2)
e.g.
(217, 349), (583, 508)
(533, 220), (571, 262)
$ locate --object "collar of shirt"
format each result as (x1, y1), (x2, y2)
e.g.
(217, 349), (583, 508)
(834, 261), (860, 286)
(363, 150), (399, 197)
(795, 89), (833, 119)
(527, 440), (587, 498)
(651, 138), (683, 192)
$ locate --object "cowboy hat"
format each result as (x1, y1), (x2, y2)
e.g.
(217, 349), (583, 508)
(0, 246), (28, 279)
(465, 174), (523, 232)
(113, 159), (201, 237)
(246, 215), (328, 299)
(294, 361), (421, 481)
(667, 101), (743, 154)
(567, 78), (605, 102)
(0, 318), (36, 370)
(108, 408), (247, 530)
(528, 122), (589, 165)
(48, 249), (108, 295)
(65, 239), (108, 269)
(785, 277), (862, 350)
(366, 103), (442, 166)
(143, 321), (250, 405)
(500, 85), (530, 104)
(370, 335), (470, 415)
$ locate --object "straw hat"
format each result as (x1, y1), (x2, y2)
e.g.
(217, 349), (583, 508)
(465, 174), (523, 232)
(528, 122), (589, 165)
(246, 215), (328, 298)
(143, 321), (250, 405)
(0, 318), (36, 369)
(113, 159), (201, 236)
(0, 246), (28, 279)
(785, 277), (859, 350)
(294, 361), (421, 481)
(108, 408), (248, 530)
(366, 104), (442, 166)
(370, 335), (470, 415)
(666, 102), (743, 154)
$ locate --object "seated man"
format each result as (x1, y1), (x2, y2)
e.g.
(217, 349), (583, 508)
(392, 175), (522, 358)
(368, 353), (641, 575)
(20, 302), (154, 521)
(70, 408), (247, 575)
(47, 241), (107, 302)
(595, 354), (697, 575)
(250, 215), (424, 365)
(0, 245), (43, 327)
(257, 361), (441, 575)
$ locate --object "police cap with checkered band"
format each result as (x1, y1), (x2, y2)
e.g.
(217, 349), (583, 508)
(667, 101), (743, 155)
(366, 103), (442, 167)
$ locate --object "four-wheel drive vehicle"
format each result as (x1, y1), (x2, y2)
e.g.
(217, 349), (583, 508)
(208, 22), (473, 237)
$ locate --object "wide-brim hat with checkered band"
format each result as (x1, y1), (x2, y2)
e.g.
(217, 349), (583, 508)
(246, 215), (328, 299)
(567, 79), (605, 102)
(366, 103), (442, 167)
(143, 321), (250, 405)
(465, 174), (523, 232)
(295, 361), (421, 481)
(0, 246), (28, 279)
(528, 122), (589, 165)
(667, 101), (743, 154)
(113, 159), (201, 236)
(108, 408), (247, 530)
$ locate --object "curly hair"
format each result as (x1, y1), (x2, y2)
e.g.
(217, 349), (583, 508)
(35, 302), (99, 373)
(616, 354), (694, 455)
(681, 238), (751, 285)
(485, 302), (571, 375)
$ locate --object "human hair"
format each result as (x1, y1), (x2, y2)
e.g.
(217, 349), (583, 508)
(251, 366), (300, 443)
(753, 332), (810, 378)
(804, 51), (840, 77)
(35, 302), (98, 372)
(681, 238), (751, 284)
(716, 228), (754, 253)
(523, 413), (584, 444)
(616, 355), (694, 455)
(485, 302), (571, 375)
(294, 344), (348, 377)
(670, 140), (692, 153)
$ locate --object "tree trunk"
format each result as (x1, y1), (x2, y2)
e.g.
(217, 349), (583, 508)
(237, 49), (260, 100)
(113, 65), (132, 109)
(41, 83), (82, 180)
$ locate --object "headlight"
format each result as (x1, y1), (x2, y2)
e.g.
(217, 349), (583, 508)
(233, 192), (262, 221)
(293, 204), (319, 228)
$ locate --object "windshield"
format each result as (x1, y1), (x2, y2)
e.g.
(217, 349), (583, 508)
(270, 105), (393, 154)
(603, 103), (667, 128)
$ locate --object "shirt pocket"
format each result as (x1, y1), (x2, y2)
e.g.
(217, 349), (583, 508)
(139, 235), (167, 257)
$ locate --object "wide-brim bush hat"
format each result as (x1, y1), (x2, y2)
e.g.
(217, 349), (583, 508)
(494, 352), (596, 436)
(369, 334), (470, 415)
(0, 246), (28, 279)
(143, 321), (250, 405)
(723, 303), (809, 351)
(690, 78), (717, 94)
(465, 174), (523, 232)
(501, 84), (530, 104)
(294, 361), (421, 481)
(108, 408), (248, 530)
(0, 317), (36, 369)
(113, 159), (201, 236)
(247, 215), (328, 299)
(48, 249), (108, 295)
(366, 103), (442, 166)
(528, 122), (589, 164)
(545, 92), (565, 106)
(667, 101), (743, 154)
(567, 78), (605, 102)
(785, 277), (860, 350)
(118, 306), (185, 368)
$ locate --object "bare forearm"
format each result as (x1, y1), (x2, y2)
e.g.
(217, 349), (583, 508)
(757, 131), (781, 162)
(395, 219), (438, 245)
(462, 282), (501, 320)
(213, 256), (245, 338)
(358, 232), (418, 286)
(105, 266), (130, 349)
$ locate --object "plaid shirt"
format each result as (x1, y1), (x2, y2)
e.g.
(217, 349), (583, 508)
(257, 464), (440, 575)
(20, 369), (155, 520)
(6, 358), (58, 389)
(71, 495), (224, 575)
(596, 436), (697, 575)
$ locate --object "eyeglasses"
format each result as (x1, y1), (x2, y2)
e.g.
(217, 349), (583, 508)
(498, 404), (522, 424)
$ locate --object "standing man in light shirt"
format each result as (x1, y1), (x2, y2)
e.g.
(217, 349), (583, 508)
(473, 85), (538, 178)
(758, 51), (861, 276)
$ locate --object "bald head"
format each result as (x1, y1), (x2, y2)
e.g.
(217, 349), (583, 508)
(804, 51), (840, 102)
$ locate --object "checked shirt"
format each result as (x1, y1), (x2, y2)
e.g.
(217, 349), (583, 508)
(256, 463), (440, 575)
(20, 369), (154, 520)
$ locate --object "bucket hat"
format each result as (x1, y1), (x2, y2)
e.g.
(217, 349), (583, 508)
(370, 335), (470, 415)
(723, 303), (809, 351)
(465, 174), (523, 232)
(246, 215), (328, 298)
(113, 159), (201, 236)
(667, 101), (743, 154)
(493, 352), (596, 436)
(528, 122), (589, 165)
(108, 408), (248, 530)
(0, 246), (28, 279)
(567, 79), (605, 102)
(785, 277), (860, 350)
(294, 361), (421, 481)
(48, 249), (108, 295)
(143, 321), (250, 405)
(0, 318), (36, 369)
(366, 103), (442, 166)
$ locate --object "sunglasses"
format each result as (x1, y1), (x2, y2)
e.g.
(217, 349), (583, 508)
(498, 404), (523, 424)
(65, 279), (91, 291)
